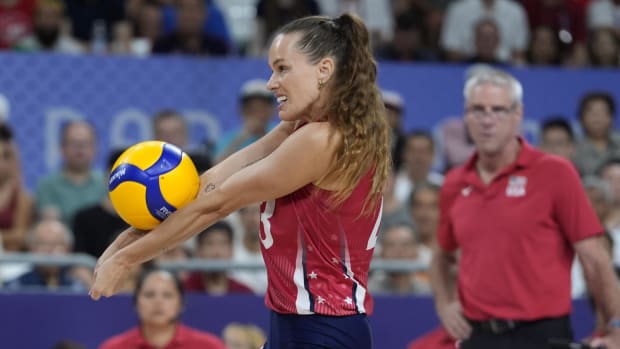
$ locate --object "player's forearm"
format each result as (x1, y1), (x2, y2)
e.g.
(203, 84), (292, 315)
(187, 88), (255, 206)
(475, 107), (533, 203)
(113, 199), (224, 268)
(430, 248), (457, 308)
(97, 227), (146, 266)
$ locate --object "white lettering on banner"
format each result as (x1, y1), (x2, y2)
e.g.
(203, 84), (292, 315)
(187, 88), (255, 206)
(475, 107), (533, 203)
(183, 110), (221, 147)
(45, 107), (85, 171)
(109, 109), (152, 149)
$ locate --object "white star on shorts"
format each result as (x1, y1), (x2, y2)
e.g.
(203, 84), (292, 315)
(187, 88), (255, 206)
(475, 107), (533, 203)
(317, 296), (326, 304)
(344, 297), (353, 305)
(331, 257), (340, 264)
(308, 271), (318, 279)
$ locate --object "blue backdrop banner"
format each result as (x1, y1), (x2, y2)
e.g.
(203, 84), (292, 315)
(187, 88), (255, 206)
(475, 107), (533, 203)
(0, 53), (618, 189)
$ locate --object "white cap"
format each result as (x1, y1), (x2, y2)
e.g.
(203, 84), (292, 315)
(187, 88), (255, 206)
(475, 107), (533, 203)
(382, 90), (404, 110)
(240, 79), (273, 101)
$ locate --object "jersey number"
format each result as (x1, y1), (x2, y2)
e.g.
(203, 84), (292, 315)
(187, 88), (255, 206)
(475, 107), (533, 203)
(260, 200), (275, 249)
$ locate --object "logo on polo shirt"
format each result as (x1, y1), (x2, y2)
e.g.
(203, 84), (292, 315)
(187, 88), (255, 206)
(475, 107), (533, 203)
(506, 175), (527, 197)
(461, 186), (472, 197)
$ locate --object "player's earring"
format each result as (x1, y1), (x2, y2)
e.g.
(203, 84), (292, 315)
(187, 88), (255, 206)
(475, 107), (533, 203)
(318, 79), (324, 90)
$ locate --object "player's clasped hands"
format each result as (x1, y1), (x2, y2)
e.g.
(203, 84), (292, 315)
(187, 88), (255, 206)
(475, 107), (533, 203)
(438, 301), (472, 340)
(89, 255), (130, 300)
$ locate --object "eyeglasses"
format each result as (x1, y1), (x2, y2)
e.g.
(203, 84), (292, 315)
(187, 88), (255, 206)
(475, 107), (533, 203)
(465, 105), (516, 119)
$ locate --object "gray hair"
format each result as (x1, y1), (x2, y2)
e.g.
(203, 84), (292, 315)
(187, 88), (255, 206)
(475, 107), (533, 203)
(583, 175), (613, 204)
(26, 219), (74, 249)
(463, 67), (523, 107)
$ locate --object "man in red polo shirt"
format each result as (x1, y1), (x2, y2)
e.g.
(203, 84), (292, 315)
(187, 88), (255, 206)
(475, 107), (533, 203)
(430, 67), (620, 349)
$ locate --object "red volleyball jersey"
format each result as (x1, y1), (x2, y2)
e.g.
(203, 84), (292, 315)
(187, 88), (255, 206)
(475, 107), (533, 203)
(260, 171), (382, 316)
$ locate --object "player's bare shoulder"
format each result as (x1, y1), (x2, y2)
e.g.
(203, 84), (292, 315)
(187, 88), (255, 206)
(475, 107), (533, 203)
(291, 121), (342, 154)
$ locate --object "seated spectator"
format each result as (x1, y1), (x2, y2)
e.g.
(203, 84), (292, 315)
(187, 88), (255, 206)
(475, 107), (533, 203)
(464, 18), (505, 65)
(99, 268), (226, 349)
(599, 159), (620, 263)
(14, 0), (84, 54)
(249, 0), (321, 56)
(0, 0), (35, 49)
(222, 322), (267, 349)
(526, 25), (564, 66)
(439, 117), (476, 171)
(153, 244), (191, 282)
(72, 148), (128, 259)
(152, 0), (229, 56)
(0, 123), (33, 252)
(408, 184), (440, 266)
(382, 89), (407, 171)
(376, 12), (434, 62)
(63, 0), (124, 46)
(35, 120), (107, 226)
(574, 91), (620, 176)
(368, 223), (431, 295)
(231, 204), (268, 294)
(440, 0), (529, 63)
(113, 1), (162, 56)
(215, 79), (276, 163)
(183, 221), (254, 294)
(587, 0), (620, 34)
(152, 109), (212, 173)
(588, 27), (620, 68)
(394, 130), (443, 204)
(4, 219), (86, 292)
(538, 116), (576, 161)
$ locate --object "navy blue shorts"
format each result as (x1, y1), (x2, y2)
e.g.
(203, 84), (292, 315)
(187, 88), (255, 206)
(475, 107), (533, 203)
(263, 311), (373, 349)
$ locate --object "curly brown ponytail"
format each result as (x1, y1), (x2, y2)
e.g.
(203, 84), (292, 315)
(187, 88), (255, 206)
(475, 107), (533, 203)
(277, 13), (391, 213)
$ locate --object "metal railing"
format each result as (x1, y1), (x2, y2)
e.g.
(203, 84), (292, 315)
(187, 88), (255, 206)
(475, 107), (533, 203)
(0, 252), (429, 273)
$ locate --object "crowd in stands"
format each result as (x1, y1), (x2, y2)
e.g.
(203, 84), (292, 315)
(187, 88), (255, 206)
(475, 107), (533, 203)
(0, 0), (616, 67)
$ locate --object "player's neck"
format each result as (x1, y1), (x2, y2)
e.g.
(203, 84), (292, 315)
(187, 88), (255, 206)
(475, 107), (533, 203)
(141, 323), (176, 348)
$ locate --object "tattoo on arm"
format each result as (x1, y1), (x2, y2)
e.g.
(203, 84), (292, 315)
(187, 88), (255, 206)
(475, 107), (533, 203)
(204, 183), (216, 193)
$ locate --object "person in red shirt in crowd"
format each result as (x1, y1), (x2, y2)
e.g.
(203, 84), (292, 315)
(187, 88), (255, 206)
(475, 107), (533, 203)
(431, 67), (620, 349)
(90, 12), (390, 349)
(98, 268), (225, 349)
(182, 221), (254, 294)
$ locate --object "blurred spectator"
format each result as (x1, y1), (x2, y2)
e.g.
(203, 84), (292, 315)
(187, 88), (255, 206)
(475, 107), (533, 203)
(439, 117), (476, 171)
(521, 0), (588, 66)
(0, 123), (33, 252)
(63, 0), (125, 46)
(249, 0), (321, 57)
(0, 0), (35, 49)
(408, 183), (440, 266)
(222, 322), (267, 349)
(35, 120), (107, 227)
(583, 176), (620, 266)
(526, 25), (564, 66)
(381, 169), (412, 233)
(152, 0), (230, 56)
(440, 0), (529, 63)
(152, 109), (212, 173)
(183, 221), (254, 294)
(160, 0), (233, 49)
(382, 89), (407, 171)
(377, 12), (434, 62)
(538, 116), (576, 161)
(231, 204), (268, 294)
(464, 17), (504, 64)
(599, 159), (620, 255)
(99, 268), (226, 349)
(394, 130), (443, 204)
(215, 79), (275, 163)
(153, 244), (191, 282)
(4, 219), (86, 291)
(368, 223), (431, 294)
(588, 27), (620, 68)
(587, 0), (620, 33)
(72, 148), (128, 259)
(14, 0), (84, 54)
(113, 1), (162, 56)
(574, 91), (620, 176)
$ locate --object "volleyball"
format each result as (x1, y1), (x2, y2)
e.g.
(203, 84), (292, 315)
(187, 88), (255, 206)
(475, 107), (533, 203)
(108, 141), (200, 230)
